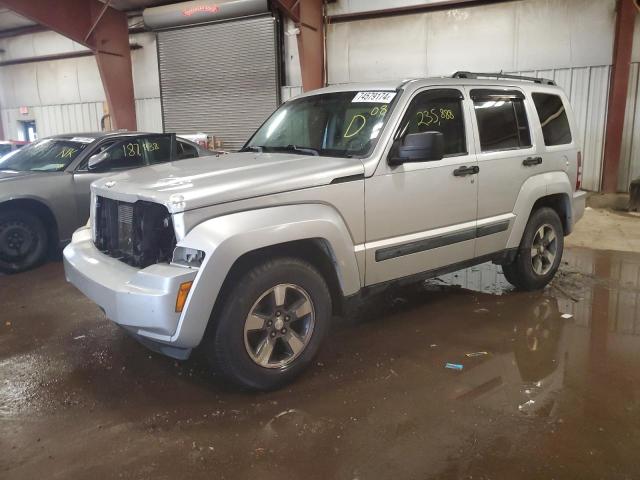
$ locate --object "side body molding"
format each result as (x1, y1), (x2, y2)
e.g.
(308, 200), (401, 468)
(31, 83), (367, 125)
(170, 204), (362, 348)
(506, 171), (573, 249)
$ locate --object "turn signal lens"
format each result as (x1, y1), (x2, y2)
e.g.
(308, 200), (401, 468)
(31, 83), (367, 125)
(175, 281), (193, 313)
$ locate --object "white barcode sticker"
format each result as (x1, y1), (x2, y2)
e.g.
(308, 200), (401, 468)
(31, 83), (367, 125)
(351, 91), (397, 103)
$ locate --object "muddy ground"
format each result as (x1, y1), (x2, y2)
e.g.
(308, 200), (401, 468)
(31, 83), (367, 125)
(2, 247), (640, 479)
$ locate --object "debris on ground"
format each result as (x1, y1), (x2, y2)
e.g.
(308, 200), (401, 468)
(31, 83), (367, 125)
(561, 313), (573, 319)
(73, 335), (86, 340)
(465, 351), (489, 358)
(445, 363), (464, 371)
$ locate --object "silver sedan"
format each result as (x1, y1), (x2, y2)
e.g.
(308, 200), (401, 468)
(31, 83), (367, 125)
(0, 131), (213, 273)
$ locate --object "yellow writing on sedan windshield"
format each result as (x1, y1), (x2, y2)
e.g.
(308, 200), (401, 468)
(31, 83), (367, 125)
(57, 147), (78, 159)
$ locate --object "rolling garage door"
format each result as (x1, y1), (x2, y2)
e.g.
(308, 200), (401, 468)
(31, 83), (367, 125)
(156, 15), (279, 150)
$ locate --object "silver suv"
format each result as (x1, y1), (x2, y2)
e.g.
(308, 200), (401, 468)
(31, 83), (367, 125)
(64, 73), (586, 389)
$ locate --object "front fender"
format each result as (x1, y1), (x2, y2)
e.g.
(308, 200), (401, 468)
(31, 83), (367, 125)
(506, 172), (573, 249)
(170, 204), (361, 347)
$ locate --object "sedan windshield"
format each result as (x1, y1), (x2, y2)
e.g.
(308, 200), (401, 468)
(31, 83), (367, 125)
(244, 90), (399, 158)
(0, 138), (90, 172)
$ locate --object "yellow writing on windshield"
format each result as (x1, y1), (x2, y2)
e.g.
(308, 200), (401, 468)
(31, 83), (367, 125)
(417, 108), (455, 127)
(343, 105), (390, 138)
(344, 114), (367, 138)
(57, 147), (78, 159)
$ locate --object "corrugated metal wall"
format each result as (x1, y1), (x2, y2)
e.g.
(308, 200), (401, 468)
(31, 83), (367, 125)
(1, 102), (103, 138)
(619, 63), (640, 191)
(325, 0), (619, 191)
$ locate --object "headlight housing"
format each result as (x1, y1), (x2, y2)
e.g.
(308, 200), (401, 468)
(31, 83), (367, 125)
(172, 246), (205, 268)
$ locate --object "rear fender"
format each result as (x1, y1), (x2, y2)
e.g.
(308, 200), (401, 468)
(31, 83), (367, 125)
(507, 172), (573, 249)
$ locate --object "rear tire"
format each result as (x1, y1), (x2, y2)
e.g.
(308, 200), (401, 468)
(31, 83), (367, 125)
(0, 210), (48, 274)
(502, 207), (564, 291)
(204, 257), (332, 390)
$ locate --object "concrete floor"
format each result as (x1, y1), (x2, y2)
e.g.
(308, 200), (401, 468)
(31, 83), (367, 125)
(2, 209), (640, 479)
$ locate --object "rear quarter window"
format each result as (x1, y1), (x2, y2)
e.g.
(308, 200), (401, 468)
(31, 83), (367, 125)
(531, 93), (572, 146)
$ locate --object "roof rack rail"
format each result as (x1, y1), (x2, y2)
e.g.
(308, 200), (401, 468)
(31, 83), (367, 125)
(452, 71), (556, 86)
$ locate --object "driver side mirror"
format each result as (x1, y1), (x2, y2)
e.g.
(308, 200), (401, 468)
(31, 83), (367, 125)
(388, 131), (444, 166)
(87, 151), (109, 172)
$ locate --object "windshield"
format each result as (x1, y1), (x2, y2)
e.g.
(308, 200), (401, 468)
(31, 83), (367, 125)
(0, 138), (90, 172)
(245, 90), (399, 158)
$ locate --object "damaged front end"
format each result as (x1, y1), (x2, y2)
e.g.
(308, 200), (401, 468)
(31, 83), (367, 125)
(94, 196), (176, 268)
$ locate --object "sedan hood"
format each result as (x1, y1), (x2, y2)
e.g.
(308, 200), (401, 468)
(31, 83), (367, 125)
(91, 152), (364, 213)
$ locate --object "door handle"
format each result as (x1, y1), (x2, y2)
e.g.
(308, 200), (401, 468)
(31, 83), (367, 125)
(453, 165), (479, 177)
(523, 156), (543, 166)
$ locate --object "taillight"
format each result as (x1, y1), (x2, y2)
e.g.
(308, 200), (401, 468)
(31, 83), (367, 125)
(576, 151), (582, 190)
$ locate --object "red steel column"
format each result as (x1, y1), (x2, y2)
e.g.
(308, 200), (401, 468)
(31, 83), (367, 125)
(601, 0), (637, 192)
(0, 0), (136, 131)
(297, 0), (324, 92)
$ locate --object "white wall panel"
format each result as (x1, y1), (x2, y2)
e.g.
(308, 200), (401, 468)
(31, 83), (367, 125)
(131, 33), (161, 99)
(75, 56), (106, 102)
(9, 64), (40, 107)
(327, 0), (478, 15)
(37, 60), (82, 105)
(281, 85), (303, 102)
(567, 0), (616, 67)
(348, 14), (428, 81)
(515, 0), (571, 71)
(427, 4), (516, 75)
(135, 97), (163, 133)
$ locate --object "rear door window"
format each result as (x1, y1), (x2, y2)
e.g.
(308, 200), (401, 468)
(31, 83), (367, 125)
(531, 93), (572, 146)
(471, 89), (531, 152)
(177, 140), (199, 160)
(396, 88), (467, 157)
(99, 135), (174, 171)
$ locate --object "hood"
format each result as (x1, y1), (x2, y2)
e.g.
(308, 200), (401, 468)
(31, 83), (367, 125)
(91, 152), (365, 213)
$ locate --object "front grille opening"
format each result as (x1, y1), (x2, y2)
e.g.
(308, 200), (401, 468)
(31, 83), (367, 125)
(95, 197), (177, 268)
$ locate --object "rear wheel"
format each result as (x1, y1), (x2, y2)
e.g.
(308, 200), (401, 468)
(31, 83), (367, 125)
(205, 257), (331, 390)
(0, 210), (48, 274)
(502, 207), (564, 291)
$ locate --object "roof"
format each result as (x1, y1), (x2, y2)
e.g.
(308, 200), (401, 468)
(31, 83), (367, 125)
(51, 131), (159, 141)
(295, 75), (563, 100)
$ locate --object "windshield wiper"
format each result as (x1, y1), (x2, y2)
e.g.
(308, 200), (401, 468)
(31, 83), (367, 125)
(241, 144), (320, 156)
(240, 145), (264, 153)
(276, 145), (319, 156)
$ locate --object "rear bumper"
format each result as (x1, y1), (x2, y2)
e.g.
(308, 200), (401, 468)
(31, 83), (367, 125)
(63, 227), (198, 357)
(571, 190), (587, 229)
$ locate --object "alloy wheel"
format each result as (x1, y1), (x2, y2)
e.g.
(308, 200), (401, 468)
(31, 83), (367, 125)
(530, 224), (557, 276)
(243, 283), (316, 369)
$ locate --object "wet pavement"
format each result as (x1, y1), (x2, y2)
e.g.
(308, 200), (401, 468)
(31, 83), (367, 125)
(2, 248), (640, 479)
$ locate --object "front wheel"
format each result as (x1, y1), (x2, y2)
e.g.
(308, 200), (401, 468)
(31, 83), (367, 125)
(502, 207), (564, 291)
(205, 257), (332, 390)
(0, 210), (48, 274)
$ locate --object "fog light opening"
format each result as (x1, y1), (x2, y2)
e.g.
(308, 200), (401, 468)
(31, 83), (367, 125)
(175, 281), (194, 313)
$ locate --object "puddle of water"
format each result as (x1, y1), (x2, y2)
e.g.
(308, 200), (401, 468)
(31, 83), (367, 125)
(4, 248), (640, 479)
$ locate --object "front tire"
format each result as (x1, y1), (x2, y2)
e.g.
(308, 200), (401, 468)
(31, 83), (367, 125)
(0, 210), (48, 274)
(502, 207), (564, 291)
(205, 257), (332, 390)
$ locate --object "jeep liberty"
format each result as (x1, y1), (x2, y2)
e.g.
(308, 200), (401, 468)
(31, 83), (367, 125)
(64, 72), (586, 389)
